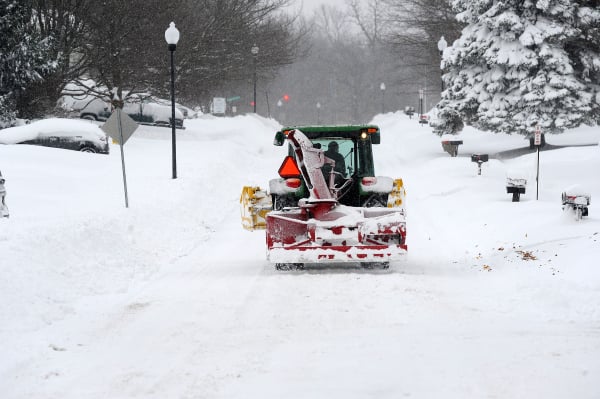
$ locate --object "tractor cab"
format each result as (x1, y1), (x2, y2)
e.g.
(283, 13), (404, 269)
(275, 125), (379, 177)
(271, 125), (386, 208)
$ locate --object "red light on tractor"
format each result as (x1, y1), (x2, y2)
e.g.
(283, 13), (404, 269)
(282, 94), (290, 102)
(278, 156), (301, 178)
(285, 178), (302, 188)
(361, 177), (378, 186)
(250, 101), (255, 107)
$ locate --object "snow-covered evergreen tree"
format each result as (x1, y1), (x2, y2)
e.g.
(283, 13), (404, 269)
(567, 1), (600, 112)
(433, 0), (600, 135)
(0, 0), (56, 123)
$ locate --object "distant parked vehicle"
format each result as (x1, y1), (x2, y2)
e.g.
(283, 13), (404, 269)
(0, 118), (109, 154)
(122, 100), (185, 128)
(176, 104), (197, 119)
(78, 98), (112, 122)
(77, 97), (184, 129)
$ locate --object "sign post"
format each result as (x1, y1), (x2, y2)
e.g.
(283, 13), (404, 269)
(534, 126), (542, 200)
(101, 110), (139, 208)
(418, 89), (424, 121)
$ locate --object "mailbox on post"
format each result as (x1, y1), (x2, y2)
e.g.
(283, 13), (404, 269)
(0, 170), (9, 218)
(471, 154), (489, 175)
(562, 186), (591, 221)
(441, 134), (463, 157)
(506, 175), (527, 202)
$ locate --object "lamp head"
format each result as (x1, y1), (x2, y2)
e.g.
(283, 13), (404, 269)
(165, 22), (180, 50)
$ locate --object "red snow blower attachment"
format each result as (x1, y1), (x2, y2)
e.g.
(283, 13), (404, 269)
(265, 129), (407, 269)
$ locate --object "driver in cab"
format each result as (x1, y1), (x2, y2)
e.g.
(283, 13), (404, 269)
(323, 141), (346, 184)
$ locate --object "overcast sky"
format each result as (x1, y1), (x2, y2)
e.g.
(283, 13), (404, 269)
(299, 0), (342, 12)
(288, 0), (350, 15)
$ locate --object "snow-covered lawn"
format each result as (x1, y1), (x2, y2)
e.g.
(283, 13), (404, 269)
(1, 113), (599, 398)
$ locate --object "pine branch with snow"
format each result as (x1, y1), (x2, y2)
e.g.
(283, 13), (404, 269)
(0, 0), (57, 122)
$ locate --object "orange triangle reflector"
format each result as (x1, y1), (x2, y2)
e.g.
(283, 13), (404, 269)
(278, 156), (301, 178)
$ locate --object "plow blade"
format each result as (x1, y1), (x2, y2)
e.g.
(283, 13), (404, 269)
(266, 205), (407, 264)
(387, 178), (406, 209)
(240, 186), (272, 231)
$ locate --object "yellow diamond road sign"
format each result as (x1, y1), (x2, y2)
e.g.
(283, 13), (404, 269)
(101, 110), (139, 144)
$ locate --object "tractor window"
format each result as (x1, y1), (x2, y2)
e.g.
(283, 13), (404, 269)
(357, 138), (375, 177)
(313, 138), (354, 177)
(286, 136), (376, 178)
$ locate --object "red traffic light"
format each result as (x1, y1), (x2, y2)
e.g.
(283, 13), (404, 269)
(282, 94), (290, 102)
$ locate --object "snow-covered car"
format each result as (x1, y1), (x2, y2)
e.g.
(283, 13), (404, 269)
(78, 98), (112, 122)
(76, 98), (184, 128)
(0, 118), (109, 154)
(176, 104), (197, 119)
(142, 95), (195, 119)
(123, 101), (184, 128)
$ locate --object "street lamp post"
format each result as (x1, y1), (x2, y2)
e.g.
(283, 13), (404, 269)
(316, 102), (321, 123)
(277, 99), (283, 124)
(419, 89), (424, 119)
(165, 22), (180, 179)
(251, 44), (259, 113)
(380, 82), (386, 113)
(437, 35), (447, 93)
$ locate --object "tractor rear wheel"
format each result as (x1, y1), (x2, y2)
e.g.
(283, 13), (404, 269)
(275, 263), (304, 271)
(272, 195), (297, 211)
(361, 262), (390, 270)
(361, 194), (388, 208)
